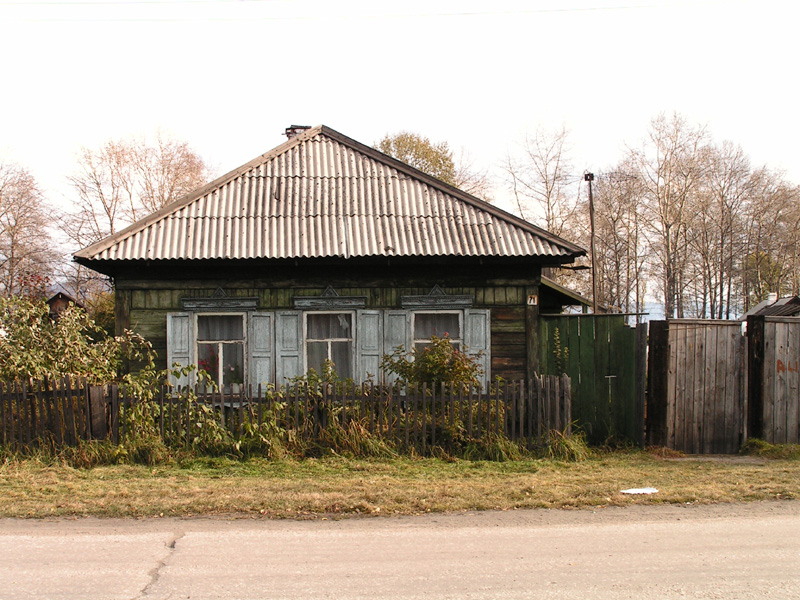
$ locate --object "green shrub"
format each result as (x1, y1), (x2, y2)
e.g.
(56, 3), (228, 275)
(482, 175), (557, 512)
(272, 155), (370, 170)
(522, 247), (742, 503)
(381, 335), (483, 390)
(0, 296), (152, 384)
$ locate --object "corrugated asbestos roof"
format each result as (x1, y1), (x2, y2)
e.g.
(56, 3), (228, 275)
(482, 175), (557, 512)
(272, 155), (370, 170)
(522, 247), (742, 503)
(74, 126), (585, 265)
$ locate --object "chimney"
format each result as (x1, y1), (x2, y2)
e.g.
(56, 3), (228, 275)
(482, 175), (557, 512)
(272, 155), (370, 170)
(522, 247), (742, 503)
(285, 125), (311, 139)
(767, 292), (778, 304)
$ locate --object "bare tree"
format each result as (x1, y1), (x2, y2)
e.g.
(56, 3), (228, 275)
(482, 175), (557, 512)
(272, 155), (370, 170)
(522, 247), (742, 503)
(629, 113), (707, 319)
(687, 142), (752, 318)
(503, 126), (580, 238)
(0, 162), (56, 297)
(740, 167), (800, 308)
(65, 132), (209, 245)
(590, 164), (648, 318)
(62, 132), (209, 301)
(451, 147), (493, 201)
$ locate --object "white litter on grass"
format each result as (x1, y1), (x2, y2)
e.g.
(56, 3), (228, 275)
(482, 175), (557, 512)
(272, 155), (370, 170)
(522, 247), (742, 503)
(621, 487), (659, 495)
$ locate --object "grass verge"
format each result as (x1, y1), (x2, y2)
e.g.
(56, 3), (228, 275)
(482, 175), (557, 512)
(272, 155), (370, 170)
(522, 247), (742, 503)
(1, 449), (798, 519)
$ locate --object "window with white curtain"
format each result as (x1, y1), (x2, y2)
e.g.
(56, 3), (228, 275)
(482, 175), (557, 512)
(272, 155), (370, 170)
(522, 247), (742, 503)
(304, 312), (354, 377)
(412, 311), (462, 351)
(196, 314), (246, 390)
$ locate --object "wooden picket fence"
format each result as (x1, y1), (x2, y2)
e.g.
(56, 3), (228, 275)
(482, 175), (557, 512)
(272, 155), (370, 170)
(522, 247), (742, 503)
(0, 376), (572, 453)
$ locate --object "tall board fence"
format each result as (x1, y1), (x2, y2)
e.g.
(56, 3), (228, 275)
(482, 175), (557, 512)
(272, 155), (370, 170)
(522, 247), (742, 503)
(748, 316), (800, 444)
(539, 314), (647, 446)
(647, 320), (747, 454)
(0, 376), (571, 454)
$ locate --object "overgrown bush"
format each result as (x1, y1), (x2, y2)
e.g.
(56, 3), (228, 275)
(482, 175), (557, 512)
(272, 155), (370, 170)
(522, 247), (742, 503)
(0, 296), (151, 383)
(381, 335), (483, 390)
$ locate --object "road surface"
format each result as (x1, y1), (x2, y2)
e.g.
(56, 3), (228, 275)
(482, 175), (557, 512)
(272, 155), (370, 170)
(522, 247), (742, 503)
(1, 501), (799, 599)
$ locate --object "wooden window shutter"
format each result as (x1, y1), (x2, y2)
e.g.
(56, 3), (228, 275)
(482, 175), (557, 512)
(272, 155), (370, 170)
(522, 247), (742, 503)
(465, 308), (491, 389)
(166, 312), (192, 387)
(248, 312), (274, 392)
(356, 310), (383, 384)
(383, 310), (410, 385)
(275, 311), (303, 385)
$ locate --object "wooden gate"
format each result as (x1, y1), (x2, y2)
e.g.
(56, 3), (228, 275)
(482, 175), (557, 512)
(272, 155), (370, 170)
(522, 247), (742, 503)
(539, 314), (646, 445)
(647, 320), (746, 453)
(748, 316), (800, 444)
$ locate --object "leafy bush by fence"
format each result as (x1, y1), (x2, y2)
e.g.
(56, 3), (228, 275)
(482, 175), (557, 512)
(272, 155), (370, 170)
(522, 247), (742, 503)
(1, 376), (571, 457)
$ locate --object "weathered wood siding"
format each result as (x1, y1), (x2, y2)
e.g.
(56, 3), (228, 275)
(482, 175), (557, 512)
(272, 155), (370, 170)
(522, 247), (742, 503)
(748, 316), (800, 444)
(116, 278), (535, 382)
(647, 320), (746, 454)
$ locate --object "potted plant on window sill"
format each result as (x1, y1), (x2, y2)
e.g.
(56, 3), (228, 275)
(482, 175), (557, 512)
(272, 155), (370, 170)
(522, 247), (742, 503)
(226, 364), (244, 395)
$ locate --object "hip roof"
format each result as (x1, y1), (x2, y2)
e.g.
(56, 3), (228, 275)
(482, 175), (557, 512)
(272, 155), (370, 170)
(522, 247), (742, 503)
(74, 126), (585, 266)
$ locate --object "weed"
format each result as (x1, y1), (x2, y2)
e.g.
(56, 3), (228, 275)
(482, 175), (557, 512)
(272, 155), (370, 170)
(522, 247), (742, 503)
(740, 438), (800, 460)
(305, 419), (398, 459)
(543, 428), (591, 462)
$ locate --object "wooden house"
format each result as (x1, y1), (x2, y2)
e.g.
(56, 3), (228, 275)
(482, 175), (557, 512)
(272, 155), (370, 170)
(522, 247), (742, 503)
(74, 126), (585, 391)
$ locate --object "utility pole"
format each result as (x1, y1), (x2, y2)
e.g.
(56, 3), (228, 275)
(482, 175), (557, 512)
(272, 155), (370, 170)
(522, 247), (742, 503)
(585, 172), (597, 314)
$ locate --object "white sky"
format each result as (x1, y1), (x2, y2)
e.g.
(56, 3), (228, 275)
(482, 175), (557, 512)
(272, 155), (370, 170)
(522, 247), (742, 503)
(1, 0), (798, 219)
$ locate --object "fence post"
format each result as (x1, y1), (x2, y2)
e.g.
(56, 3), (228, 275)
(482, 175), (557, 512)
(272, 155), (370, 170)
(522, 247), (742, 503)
(110, 384), (120, 444)
(89, 385), (108, 440)
(563, 375), (572, 436)
(646, 320), (669, 447)
(746, 315), (765, 441)
(634, 322), (648, 448)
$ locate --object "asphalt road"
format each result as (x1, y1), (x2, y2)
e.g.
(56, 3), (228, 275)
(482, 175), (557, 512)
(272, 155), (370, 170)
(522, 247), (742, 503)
(1, 501), (799, 600)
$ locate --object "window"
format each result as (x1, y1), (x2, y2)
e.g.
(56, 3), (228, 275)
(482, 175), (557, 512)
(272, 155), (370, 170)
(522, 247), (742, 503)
(196, 314), (245, 391)
(412, 311), (462, 351)
(304, 312), (353, 376)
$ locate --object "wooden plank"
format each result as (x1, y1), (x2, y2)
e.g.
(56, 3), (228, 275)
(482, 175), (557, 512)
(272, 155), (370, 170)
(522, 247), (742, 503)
(1, 382), (6, 447)
(705, 323), (720, 454)
(634, 323), (648, 447)
(727, 324), (744, 452)
(576, 316), (596, 443)
(747, 316), (766, 440)
(563, 375), (572, 436)
(788, 322), (800, 444)
(403, 387), (410, 449)
(14, 381), (23, 449)
(594, 316), (612, 442)
(721, 325), (736, 452)
(467, 385), (473, 439)
(22, 381), (31, 446)
(605, 319), (629, 441)
(675, 323), (689, 453)
(646, 321), (668, 447)
(185, 389), (191, 447)
(774, 321), (789, 444)
(763, 318), (776, 442)
(34, 380), (45, 443)
(421, 384), (428, 453)
(534, 377), (541, 444)
(412, 385), (420, 452)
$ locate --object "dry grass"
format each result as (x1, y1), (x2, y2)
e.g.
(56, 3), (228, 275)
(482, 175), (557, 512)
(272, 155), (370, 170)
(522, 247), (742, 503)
(1, 451), (798, 519)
